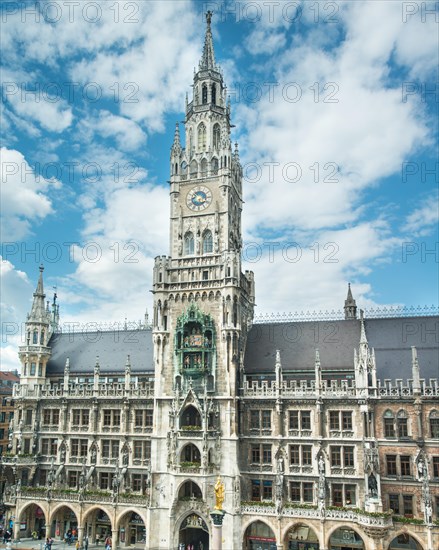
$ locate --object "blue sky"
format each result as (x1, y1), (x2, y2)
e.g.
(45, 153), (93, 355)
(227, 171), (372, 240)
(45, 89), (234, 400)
(1, 0), (438, 370)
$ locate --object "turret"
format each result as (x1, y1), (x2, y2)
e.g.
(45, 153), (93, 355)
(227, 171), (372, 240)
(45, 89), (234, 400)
(18, 265), (52, 386)
(354, 311), (377, 393)
(344, 283), (357, 319)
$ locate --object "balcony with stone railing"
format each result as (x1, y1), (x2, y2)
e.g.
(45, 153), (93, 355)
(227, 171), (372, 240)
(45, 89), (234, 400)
(378, 379), (438, 398)
(13, 381), (155, 399)
(242, 377), (439, 399)
(241, 378), (357, 398)
(18, 487), (149, 505)
(240, 502), (394, 529)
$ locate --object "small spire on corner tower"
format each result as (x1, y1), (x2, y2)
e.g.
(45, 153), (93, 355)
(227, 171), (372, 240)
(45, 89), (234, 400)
(199, 11), (217, 71)
(344, 282), (357, 319)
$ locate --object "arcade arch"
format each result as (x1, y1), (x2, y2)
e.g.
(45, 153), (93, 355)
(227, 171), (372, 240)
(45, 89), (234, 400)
(116, 510), (146, 547)
(243, 520), (277, 550)
(83, 506), (113, 544)
(284, 523), (319, 550)
(49, 505), (78, 541)
(18, 503), (47, 539)
(328, 526), (365, 550)
(388, 533), (424, 550)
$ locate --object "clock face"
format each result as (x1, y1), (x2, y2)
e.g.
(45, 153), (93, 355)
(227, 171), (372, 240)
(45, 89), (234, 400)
(186, 186), (212, 211)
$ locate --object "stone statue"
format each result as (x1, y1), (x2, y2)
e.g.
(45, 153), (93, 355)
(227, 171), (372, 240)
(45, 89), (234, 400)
(425, 502), (433, 524)
(122, 447), (129, 467)
(368, 473), (378, 498)
(214, 477), (225, 510)
(318, 455), (325, 475)
(91, 445), (97, 464)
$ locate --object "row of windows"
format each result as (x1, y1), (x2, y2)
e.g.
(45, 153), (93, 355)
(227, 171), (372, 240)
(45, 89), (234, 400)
(249, 444), (355, 469)
(386, 455), (439, 478)
(187, 122), (221, 154)
(388, 493), (416, 516)
(251, 480), (357, 506)
(40, 438), (151, 460)
(26, 328), (46, 346)
(383, 409), (439, 439)
(251, 410), (353, 432)
(37, 408), (154, 428)
(248, 409), (439, 439)
(184, 231), (212, 255)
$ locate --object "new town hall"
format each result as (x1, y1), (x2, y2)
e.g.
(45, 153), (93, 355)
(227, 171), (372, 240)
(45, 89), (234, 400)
(3, 13), (438, 550)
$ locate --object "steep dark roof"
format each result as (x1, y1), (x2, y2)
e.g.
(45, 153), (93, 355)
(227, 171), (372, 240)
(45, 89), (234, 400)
(364, 316), (438, 380)
(244, 319), (360, 375)
(244, 316), (439, 380)
(47, 329), (154, 375)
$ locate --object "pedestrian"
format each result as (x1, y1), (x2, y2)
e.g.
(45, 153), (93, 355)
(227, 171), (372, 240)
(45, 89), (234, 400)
(84, 535), (89, 550)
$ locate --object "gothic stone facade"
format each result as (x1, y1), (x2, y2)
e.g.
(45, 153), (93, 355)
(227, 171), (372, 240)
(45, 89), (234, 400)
(3, 14), (439, 550)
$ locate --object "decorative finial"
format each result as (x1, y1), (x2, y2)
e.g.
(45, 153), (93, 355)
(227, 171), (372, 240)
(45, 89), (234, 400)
(206, 10), (213, 26)
(39, 264), (44, 273)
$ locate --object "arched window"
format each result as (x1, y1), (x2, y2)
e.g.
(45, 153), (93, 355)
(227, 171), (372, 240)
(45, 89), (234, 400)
(383, 410), (395, 438)
(200, 158), (208, 177)
(181, 405), (201, 429)
(202, 85), (208, 104)
(198, 123), (206, 150)
(190, 160), (198, 178)
(33, 330), (38, 344)
(174, 163), (178, 175)
(211, 157), (219, 175)
(184, 232), (194, 255)
(40, 329), (45, 345)
(181, 443), (201, 464)
(430, 410), (439, 438)
(213, 124), (220, 150)
(211, 84), (217, 104)
(181, 161), (188, 177)
(203, 230), (213, 254)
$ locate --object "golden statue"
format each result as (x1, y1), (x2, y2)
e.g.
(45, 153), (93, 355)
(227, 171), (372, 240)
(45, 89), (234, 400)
(214, 476), (225, 510)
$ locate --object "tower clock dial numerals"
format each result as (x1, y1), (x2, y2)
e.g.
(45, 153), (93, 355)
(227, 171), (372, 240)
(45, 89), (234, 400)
(186, 186), (212, 211)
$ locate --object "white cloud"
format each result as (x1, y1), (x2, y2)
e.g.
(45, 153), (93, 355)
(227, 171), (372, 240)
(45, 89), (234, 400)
(403, 193), (439, 236)
(0, 147), (61, 240)
(0, 258), (34, 372)
(81, 110), (147, 151)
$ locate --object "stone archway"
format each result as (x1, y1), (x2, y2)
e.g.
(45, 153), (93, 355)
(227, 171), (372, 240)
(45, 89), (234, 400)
(328, 526), (365, 550)
(83, 506), (113, 545)
(243, 520), (277, 550)
(284, 523), (319, 550)
(177, 512), (209, 550)
(18, 503), (47, 539)
(116, 510), (146, 548)
(49, 505), (79, 542)
(388, 532), (424, 550)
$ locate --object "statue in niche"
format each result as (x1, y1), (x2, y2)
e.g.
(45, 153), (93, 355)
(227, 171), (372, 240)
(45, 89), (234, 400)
(90, 444), (97, 465)
(318, 455), (325, 475)
(368, 473), (378, 498)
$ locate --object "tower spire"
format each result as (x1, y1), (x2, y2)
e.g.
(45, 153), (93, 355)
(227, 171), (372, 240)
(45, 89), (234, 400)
(199, 11), (216, 71)
(29, 265), (48, 323)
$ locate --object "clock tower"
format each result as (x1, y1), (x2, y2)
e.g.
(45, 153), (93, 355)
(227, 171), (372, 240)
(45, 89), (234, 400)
(150, 11), (255, 549)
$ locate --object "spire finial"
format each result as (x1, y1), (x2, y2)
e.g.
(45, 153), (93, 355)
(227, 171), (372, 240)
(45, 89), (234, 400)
(360, 309), (368, 345)
(199, 10), (216, 70)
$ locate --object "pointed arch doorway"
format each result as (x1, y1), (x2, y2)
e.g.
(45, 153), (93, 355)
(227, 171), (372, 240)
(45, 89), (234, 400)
(178, 513), (209, 550)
